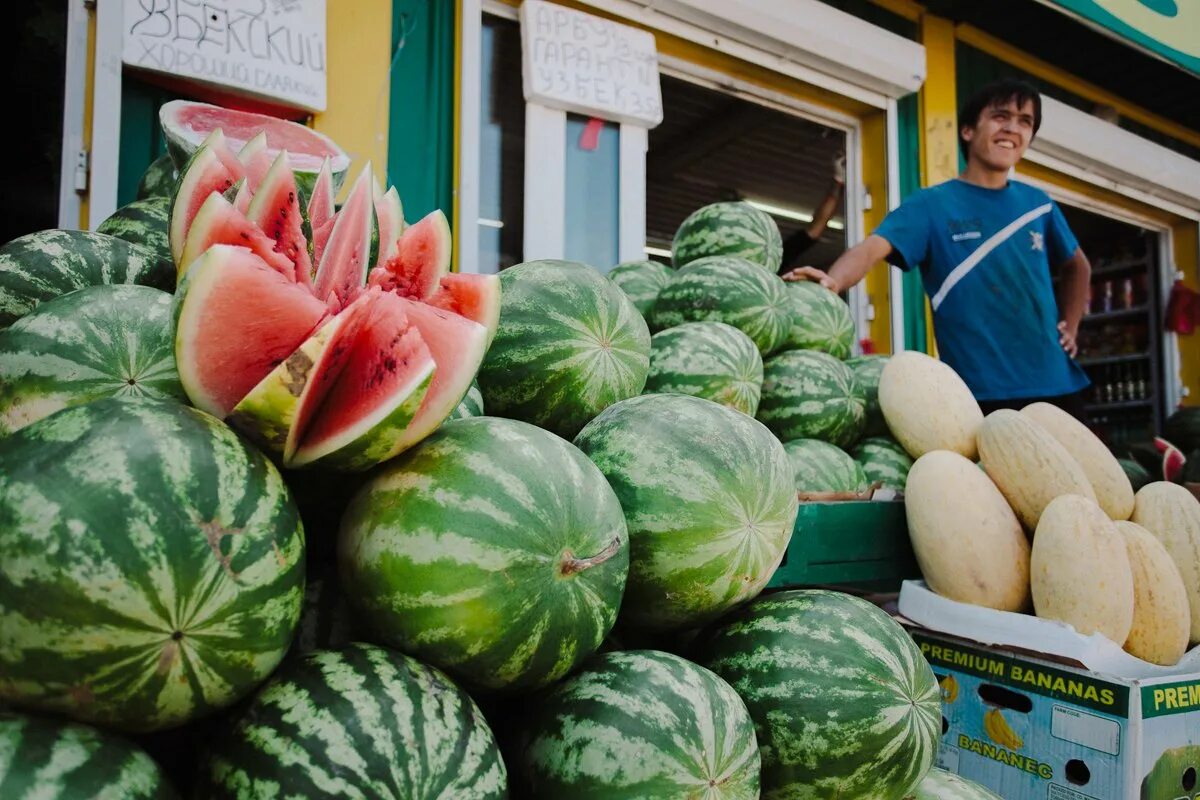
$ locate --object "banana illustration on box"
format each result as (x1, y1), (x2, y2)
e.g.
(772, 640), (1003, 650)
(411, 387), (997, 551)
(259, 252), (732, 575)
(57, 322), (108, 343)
(939, 674), (959, 704)
(983, 707), (1023, 750)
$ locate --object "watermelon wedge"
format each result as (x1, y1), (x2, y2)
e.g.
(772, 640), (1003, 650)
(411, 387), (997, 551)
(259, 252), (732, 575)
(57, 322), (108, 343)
(248, 150), (313, 286)
(180, 192), (297, 281)
(367, 209), (452, 299)
(238, 132), (274, 192)
(426, 273), (501, 345)
(308, 157), (336, 233)
(374, 186), (406, 268)
(174, 245), (328, 418)
(314, 165), (374, 307)
(227, 178), (253, 214)
(160, 100), (350, 197)
(311, 217), (336, 269)
(169, 142), (242, 266)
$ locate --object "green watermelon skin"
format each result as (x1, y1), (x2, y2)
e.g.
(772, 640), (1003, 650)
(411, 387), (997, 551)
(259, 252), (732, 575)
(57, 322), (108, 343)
(449, 381), (485, 420)
(672, 202), (783, 273)
(0, 230), (175, 329)
(758, 349), (866, 447)
(1142, 745), (1200, 799)
(0, 711), (178, 799)
(200, 643), (507, 800)
(0, 398), (305, 732)
(1118, 457), (1155, 492)
(913, 768), (1002, 799)
(851, 436), (914, 491)
(693, 590), (941, 800)
(339, 416), (629, 692)
(645, 321), (764, 416)
(649, 256), (790, 355)
(137, 154), (177, 200)
(846, 354), (888, 436)
(0, 285), (185, 436)
(289, 576), (356, 657)
(477, 260), (651, 439)
(608, 259), (673, 316)
(574, 394), (797, 632)
(515, 650), (760, 799)
(1164, 407), (1200, 453)
(782, 280), (856, 358)
(98, 196), (172, 267)
(783, 439), (868, 494)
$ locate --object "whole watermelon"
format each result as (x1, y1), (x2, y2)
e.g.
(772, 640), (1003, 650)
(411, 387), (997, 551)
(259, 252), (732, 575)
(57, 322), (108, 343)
(98, 196), (172, 267)
(846, 354), (888, 435)
(0, 711), (178, 798)
(913, 768), (1003, 799)
(758, 349), (866, 447)
(1164, 407), (1200, 453)
(288, 575), (356, 657)
(449, 381), (485, 420)
(339, 417), (629, 691)
(672, 202), (783, 272)
(137, 153), (178, 200)
(851, 435), (914, 491)
(0, 230), (175, 328)
(0, 285), (185, 436)
(693, 590), (941, 800)
(608, 259), (673, 316)
(649, 256), (790, 355)
(1119, 457), (1154, 492)
(644, 321), (764, 416)
(513, 650), (760, 799)
(199, 644), (507, 799)
(574, 394), (797, 631)
(1142, 745), (1200, 799)
(477, 260), (650, 439)
(782, 280), (856, 358)
(0, 398), (305, 731)
(783, 439), (868, 494)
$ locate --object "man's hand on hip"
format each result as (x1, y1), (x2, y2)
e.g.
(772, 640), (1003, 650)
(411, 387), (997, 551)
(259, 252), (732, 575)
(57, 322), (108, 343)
(782, 266), (838, 292)
(1057, 320), (1079, 358)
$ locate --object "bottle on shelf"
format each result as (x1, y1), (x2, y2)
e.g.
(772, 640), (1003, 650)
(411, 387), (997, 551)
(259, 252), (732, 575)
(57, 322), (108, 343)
(1136, 363), (1148, 400)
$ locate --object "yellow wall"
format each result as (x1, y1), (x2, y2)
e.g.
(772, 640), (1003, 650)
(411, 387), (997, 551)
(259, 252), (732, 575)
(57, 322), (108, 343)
(860, 111), (892, 352)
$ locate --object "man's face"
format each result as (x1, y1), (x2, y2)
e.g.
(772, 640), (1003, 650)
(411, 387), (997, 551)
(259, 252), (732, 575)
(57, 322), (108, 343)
(961, 97), (1037, 172)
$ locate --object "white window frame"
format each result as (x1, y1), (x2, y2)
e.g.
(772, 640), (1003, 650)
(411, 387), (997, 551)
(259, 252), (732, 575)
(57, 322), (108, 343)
(89, 0), (124, 229)
(58, 0), (91, 229)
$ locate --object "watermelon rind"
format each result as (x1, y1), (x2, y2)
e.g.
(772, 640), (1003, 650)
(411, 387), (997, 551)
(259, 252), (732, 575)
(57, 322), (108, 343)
(608, 259), (673, 316)
(672, 202), (783, 272)
(574, 393), (798, 631)
(137, 153), (177, 200)
(0, 711), (179, 799)
(783, 438), (869, 494)
(645, 321), (764, 416)
(477, 260), (651, 440)
(374, 185), (406, 268)
(168, 142), (240, 267)
(449, 381), (485, 420)
(913, 768), (1003, 800)
(693, 589), (941, 800)
(0, 285), (184, 437)
(367, 209), (453, 300)
(781, 280), (856, 358)
(0, 398), (305, 732)
(246, 148), (313, 284)
(97, 196), (172, 267)
(313, 164), (375, 307)
(846, 354), (889, 436)
(649, 255), (790, 355)
(758, 349), (867, 447)
(307, 157), (336, 233)
(851, 435), (914, 492)
(514, 650), (760, 799)
(179, 190), (297, 281)
(199, 643), (507, 799)
(0, 229), (174, 329)
(338, 416), (629, 692)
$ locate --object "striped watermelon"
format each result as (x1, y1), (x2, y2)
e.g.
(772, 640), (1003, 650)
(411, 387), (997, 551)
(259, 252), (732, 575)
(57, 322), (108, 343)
(290, 576), (356, 656)
(914, 768), (1003, 799)
(672, 202), (783, 272)
(476, 260), (651, 439)
(200, 644), (506, 799)
(693, 590), (941, 800)
(645, 321), (763, 416)
(339, 416), (629, 691)
(0, 711), (177, 799)
(0, 398), (305, 731)
(851, 436), (914, 491)
(608, 259), (673, 316)
(137, 154), (177, 200)
(0, 285), (184, 436)
(1120, 457), (1155, 492)
(783, 439), (868, 494)
(649, 256), (790, 355)
(573, 394), (797, 631)
(846, 354), (889, 436)
(781, 280), (856, 358)
(98, 196), (172, 267)
(449, 381), (485, 420)
(0, 230), (174, 329)
(758, 349), (866, 447)
(513, 650), (760, 799)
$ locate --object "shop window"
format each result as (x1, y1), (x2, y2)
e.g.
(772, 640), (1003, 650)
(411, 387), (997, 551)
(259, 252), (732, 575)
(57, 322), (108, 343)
(479, 14), (525, 272)
(564, 115), (620, 272)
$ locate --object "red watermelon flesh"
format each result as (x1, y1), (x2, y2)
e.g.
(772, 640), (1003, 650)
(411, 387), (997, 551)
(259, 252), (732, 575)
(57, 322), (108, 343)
(425, 272), (501, 343)
(374, 186), (405, 268)
(228, 179), (253, 214)
(308, 157), (336, 232)
(180, 192), (297, 281)
(314, 165), (374, 308)
(204, 129), (246, 180)
(248, 150), (313, 286)
(238, 132), (274, 192)
(174, 245), (328, 418)
(311, 217), (336, 270)
(366, 209), (452, 300)
(169, 144), (241, 266)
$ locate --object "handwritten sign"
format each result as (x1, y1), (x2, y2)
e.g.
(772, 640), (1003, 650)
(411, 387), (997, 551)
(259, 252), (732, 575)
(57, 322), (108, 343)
(123, 0), (327, 112)
(520, 0), (663, 128)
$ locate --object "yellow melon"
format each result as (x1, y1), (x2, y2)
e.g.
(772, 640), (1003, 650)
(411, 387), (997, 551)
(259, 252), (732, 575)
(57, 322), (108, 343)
(1132, 482), (1200, 643)
(877, 351), (983, 460)
(1116, 521), (1190, 665)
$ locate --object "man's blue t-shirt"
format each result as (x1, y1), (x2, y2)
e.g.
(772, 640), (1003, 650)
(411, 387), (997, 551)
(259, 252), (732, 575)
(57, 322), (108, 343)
(874, 179), (1090, 401)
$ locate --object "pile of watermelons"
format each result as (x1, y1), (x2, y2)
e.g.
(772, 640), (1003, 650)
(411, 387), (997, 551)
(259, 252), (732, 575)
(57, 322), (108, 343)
(0, 101), (1013, 799)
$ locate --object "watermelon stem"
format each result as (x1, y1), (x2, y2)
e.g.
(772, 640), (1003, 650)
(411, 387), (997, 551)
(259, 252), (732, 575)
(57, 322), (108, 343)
(558, 536), (623, 577)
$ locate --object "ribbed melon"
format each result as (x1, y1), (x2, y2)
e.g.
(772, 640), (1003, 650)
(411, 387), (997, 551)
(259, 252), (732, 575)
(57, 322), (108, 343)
(978, 409), (1097, 530)
(878, 351), (983, 459)
(1116, 521), (1190, 665)
(1031, 494), (1134, 645)
(1131, 482), (1200, 643)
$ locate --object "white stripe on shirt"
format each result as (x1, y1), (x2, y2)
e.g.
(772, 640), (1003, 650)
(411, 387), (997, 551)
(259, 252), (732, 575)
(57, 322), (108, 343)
(930, 202), (1054, 311)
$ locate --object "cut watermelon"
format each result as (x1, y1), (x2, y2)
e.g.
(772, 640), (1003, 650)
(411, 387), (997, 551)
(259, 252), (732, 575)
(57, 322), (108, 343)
(311, 217), (336, 269)
(227, 178), (253, 215)
(169, 141), (242, 266)
(308, 157), (336, 233)
(160, 100), (350, 197)
(248, 150), (313, 286)
(374, 186), (406, 269)
(366, 209), (452, 299)
(180, 192), (297, 281)
(1156, 436), (1188, 482)
(314, 165), (374, 309)
(174, 245), (328, 418)
(238, 132), (273, 192)
(289, 292), (436, 470)
(426, 273), (501, 345)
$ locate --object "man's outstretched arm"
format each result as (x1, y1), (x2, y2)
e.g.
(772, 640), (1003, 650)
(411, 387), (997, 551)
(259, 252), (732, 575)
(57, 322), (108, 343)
(1056, 247), (1091, 357)
(782, 234), (894, 294)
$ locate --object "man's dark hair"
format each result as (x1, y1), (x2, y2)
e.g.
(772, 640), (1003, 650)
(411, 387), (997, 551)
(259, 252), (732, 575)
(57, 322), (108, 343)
(958, 79), (1042, 158)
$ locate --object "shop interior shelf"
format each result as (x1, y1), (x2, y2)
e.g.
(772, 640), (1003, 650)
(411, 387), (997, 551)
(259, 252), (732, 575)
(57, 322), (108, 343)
(1077, 352), (1151, 367)
(1089, 258), (1152, 278)
(1082, 305), (1151, 323)
(1084, 398), (1154, 412)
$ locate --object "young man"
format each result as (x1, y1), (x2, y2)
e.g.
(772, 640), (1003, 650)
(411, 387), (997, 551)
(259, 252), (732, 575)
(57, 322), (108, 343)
(778, 154), (846, 274)
(783, 80), (1093, 418)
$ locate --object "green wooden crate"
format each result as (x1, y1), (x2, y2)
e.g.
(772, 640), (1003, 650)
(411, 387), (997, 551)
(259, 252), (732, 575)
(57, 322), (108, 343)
(767, 500), (919, 591)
